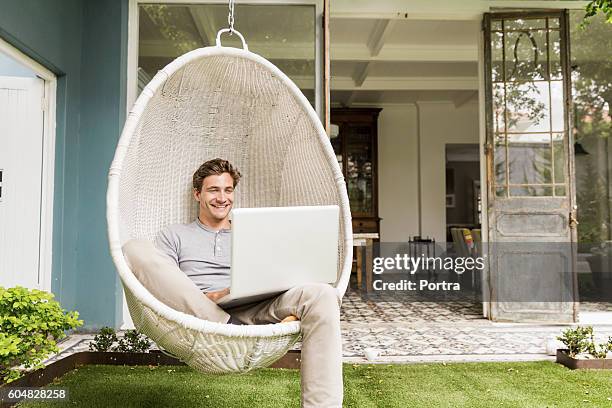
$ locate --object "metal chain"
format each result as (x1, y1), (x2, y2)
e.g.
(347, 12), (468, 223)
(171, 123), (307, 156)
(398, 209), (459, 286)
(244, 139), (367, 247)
(227, 0), (235, 34)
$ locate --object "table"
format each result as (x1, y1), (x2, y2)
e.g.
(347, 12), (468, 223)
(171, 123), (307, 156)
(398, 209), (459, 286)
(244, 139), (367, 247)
(353, 233), (379, 292)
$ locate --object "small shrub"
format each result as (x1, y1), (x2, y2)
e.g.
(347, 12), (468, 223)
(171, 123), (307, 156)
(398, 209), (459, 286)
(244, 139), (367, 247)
(557, 326), (593, 357)
(89, 327), (151, 353)
(557, 326), (611, 358)
(0, 286), (83, 383)
(593, 336), (612, 359)
(115, 330), (151, 353)
(88, 327), (118, 352)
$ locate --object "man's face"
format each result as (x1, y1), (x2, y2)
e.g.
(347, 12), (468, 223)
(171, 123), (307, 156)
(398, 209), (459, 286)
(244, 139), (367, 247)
(194, 173), (235, 223)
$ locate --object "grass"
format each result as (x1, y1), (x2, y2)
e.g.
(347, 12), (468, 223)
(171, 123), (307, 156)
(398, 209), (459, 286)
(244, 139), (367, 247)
(17, 361), (612, 407)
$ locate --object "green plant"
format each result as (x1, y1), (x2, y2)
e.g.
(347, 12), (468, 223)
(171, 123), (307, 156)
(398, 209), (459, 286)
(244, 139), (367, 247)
(88, 326), (118, 352)
(89, 327), (151, 353)
(557, 326), (594, 357)
(594, 336), (612, 359)
(114, 330), (151, 353)
(583, 0), (612, 27)
(557, 326), (612, 358)
(0, 286), (83, 383)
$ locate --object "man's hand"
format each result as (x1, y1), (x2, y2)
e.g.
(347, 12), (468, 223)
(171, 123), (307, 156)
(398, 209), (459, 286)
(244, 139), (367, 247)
(205, 288), (230, 303)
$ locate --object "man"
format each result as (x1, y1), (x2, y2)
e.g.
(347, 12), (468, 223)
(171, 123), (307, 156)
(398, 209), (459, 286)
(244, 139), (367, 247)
(155, 158), (343, 408)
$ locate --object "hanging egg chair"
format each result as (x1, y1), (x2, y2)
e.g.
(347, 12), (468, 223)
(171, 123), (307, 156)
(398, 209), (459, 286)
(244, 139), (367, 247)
(106, 27), (352, 374)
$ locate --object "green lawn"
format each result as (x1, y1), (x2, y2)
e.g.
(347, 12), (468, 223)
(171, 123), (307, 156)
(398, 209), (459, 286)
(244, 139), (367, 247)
(17, 361), (612, 407)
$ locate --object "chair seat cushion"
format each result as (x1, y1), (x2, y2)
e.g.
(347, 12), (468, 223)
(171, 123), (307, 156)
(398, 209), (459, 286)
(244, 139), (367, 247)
(122, 239), (228, 323)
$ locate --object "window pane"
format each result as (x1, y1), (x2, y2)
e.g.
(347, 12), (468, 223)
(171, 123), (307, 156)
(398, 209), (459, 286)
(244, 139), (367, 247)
(493, 83), (505, 132)
(552, 133), (565, 184)
(549, 81), (564, 132)
(507, 133), (552, 185)
(491, 31), (504, 82)
(549, 17), (559, 29)
(504, 18), (547, 31)
(138, 4), (316, 107)
(505, 29), (548, 81)
(548, 28), (562, 80)
(505, 81), (550, 133)
(510, 186), (553, 196)
(494, 137), (506, 186)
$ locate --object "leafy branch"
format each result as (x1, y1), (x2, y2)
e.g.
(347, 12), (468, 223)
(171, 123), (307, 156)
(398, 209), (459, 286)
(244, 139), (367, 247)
(582, 0), (612, 27)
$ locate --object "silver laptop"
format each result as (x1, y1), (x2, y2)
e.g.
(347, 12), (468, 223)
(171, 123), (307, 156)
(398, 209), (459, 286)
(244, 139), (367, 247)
(217, 205), (339, 308)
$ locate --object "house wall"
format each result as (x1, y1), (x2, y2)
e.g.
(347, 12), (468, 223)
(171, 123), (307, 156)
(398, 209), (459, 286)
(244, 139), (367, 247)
(0, 0), (128, 329)
(378, 106), (419, 242)
(377, 101), (479, 243)
(419, 101), (480, 242)
(0, 0), (83, 316)
(77, 0), (129, 329)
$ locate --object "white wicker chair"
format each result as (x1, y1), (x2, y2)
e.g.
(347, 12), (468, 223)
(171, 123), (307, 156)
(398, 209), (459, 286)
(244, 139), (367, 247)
(106, 32), (352, 374)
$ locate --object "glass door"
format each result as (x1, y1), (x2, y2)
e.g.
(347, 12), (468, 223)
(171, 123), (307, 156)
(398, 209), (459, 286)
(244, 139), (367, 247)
(484, 11), (578, 322)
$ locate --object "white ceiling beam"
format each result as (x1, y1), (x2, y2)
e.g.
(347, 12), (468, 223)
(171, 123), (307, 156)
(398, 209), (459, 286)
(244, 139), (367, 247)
(329, 0), (588, 20)
(367, 19), (396, 57)
(332, 44), (477, 62)
(345, 91), (358, 107)
(188, 6), (218, 47)
(352, 62), (371, 87)
(331, 76), (478, 91)
(140, 40), (477, 62)
(139, 40), (315, 60)
(331, 12), (482, 20)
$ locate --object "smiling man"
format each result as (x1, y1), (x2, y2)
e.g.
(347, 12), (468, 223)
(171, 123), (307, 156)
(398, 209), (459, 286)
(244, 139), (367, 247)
(154, 158), (344, 408)
(155, 159), (237, 302)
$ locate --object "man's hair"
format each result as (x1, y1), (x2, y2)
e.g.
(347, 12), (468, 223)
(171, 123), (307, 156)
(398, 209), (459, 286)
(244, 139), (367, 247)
(192, 158), (241, 191)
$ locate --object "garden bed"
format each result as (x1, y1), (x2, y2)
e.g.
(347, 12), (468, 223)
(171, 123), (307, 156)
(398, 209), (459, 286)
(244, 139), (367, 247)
(556, 349), (612, 370)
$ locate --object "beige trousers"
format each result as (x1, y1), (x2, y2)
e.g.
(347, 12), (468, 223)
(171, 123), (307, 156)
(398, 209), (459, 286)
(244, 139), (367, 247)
(208, 283), (343, 408)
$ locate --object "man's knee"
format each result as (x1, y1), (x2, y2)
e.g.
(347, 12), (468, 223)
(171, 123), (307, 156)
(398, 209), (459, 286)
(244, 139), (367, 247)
(296, 283), (340, 313)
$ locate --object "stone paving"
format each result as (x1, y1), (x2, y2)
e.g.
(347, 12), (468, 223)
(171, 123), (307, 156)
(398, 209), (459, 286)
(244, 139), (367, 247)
(46, 288), (612, 365)
(339, 288), (612, 363)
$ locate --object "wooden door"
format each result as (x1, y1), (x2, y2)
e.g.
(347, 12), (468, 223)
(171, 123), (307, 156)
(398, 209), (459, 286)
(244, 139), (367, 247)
(483, 11), (578, 322)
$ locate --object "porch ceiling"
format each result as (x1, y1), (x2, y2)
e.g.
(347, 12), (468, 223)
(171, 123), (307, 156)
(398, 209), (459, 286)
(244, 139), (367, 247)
(330, 17), (479, 107)
(138, 5), (480, 107)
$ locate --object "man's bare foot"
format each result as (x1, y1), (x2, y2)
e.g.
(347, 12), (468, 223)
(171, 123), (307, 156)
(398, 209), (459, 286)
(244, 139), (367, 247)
(281, 315), (299, 323)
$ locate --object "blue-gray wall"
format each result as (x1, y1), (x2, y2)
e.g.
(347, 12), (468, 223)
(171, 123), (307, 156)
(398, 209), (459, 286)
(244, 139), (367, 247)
(0, 0), (128, 329)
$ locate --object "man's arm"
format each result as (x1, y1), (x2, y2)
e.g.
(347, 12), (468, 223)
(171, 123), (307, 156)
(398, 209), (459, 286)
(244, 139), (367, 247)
(205, 287), (230, 302)
(154, 227), (180, 265)
(155, 226), (229, 303)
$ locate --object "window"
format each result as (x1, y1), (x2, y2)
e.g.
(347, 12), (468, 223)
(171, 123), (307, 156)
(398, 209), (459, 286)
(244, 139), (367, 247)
(137, 3), (316, 108)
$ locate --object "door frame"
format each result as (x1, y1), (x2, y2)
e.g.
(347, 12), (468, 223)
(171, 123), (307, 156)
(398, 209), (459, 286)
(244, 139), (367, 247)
(0, 37), (57, 292)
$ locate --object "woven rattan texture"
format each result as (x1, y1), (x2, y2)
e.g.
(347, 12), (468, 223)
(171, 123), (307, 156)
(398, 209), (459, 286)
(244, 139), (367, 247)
(111, 50), (350, 373)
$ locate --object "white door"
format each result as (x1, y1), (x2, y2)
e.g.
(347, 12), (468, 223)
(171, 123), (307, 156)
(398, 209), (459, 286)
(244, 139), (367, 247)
(0, 76), (45, 289)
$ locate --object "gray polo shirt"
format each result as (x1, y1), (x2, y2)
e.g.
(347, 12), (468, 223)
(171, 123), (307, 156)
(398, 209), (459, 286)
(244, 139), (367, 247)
(155, 219), (231, 292)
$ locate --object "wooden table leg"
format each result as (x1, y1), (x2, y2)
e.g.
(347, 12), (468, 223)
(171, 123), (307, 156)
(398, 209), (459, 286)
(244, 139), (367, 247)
(356, 247), (363, 289)
(365, 240), (373, 292)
